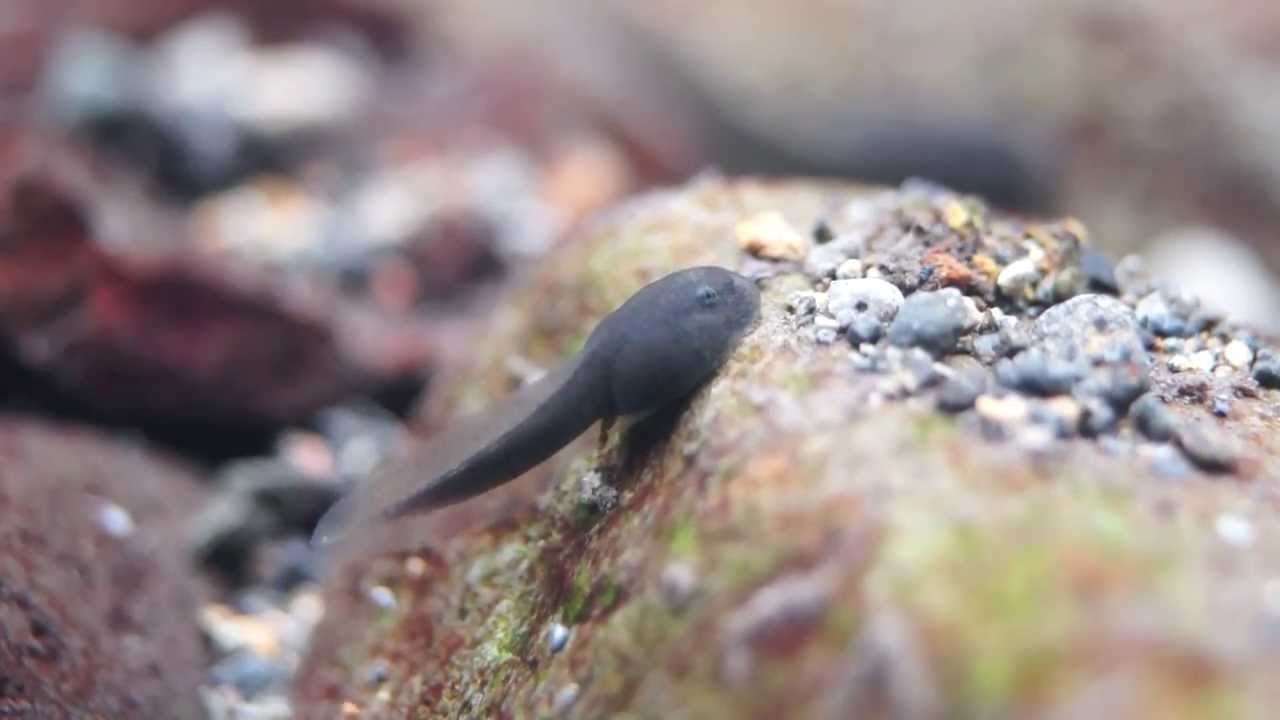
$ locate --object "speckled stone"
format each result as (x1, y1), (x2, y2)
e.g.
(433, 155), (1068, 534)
(828, 278), (905, 331)
(886, 288), (972, 357)
(1131, 394), (1177, 442)
(1135, 290), (1202, 338)
(1176, 422), (1241, 473)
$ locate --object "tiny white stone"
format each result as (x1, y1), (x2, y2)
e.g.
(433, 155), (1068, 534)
(96, 501), (135, 538)
(1223, 340), (1254, 370)
(368, 585), (397, 609)
(545, 623), (571, 653)
(813, 314), (841, 330)
(1215, 513), (1255, 547)
(975, 394), (1029, 425)
(1188, 350), (1217, 373)
(552, 683), (581, 712)
(997, 257), (1040, 298)
(835, 258), (864, 279)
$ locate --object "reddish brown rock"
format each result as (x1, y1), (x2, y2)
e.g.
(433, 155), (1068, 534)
(0, 168), (433, 440)
(0, 417), (209, 718)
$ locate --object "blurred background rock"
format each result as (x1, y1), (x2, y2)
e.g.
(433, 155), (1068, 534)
(2, 0), (1280, 716)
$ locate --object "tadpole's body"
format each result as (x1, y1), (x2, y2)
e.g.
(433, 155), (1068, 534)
(312, 266), (760, 548)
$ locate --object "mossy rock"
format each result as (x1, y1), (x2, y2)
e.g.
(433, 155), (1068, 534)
(295, 177), (1280, 719)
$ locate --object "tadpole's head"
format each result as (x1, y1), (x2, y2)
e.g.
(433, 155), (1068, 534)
(598, 265), (762, 415)
(677, 266), (761, 345)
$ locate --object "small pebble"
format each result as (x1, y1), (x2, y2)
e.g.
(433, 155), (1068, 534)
(95, 501), (135, 538)
(1188, 350), (1216, 373)
(404, 555), (429, 577)
(1036, 396), (1083, 438)
(367, 585), (396, 609)
(552, 683), (581, 713)
(804, 243), (846, 278)
(736, 211), (809, 261)
(815, 327), (839, 345)
(887, 288), (972, 357)
(812, 220), (834, 244)
(828, 278), (905, 329)
(660, 561), (699, 609)
(972, 333), (1007, 364)
(1087, 364), (1149, 410)
(1135, 290), (1199, 337)
(364, 661), (391, 687)
(814, 314), (841, 330)
(1079, 397), (1118, 436)
(1222, 340), (1254, 370)
(847, 315), (883, 345)
(975, 394), (1029, 425)
(835, 258), (864, 279)
(578, 471), (618, 513)
(1176, 422), (1240, 473)
(546, 622), (571, 653)
(786, 292), (818, 316)
(1080, 248), (1119, 293)
(1211, 395), (1231, 418)
(1253, 349), (1280, 388)
(936, 375), (983, 413)
(1215, 513), (1255, 547)
(995, 349), (1082, 396)
(1131, 394), (1177, 442)
(1013, 424), (1059, 454)
(996, 257), (1040, 299)
(900, 348), (944, 392)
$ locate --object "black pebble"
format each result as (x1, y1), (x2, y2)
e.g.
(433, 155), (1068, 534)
(886, 289), (971, 357)
(848, 315), (884, 345)
(1176, 423), (1240, 473)
(1131, 393), (1177, 442)
(1080, 249), (1119, 294)
(1253, 349), (1280, 388)
(1080, 397), (1118, 437)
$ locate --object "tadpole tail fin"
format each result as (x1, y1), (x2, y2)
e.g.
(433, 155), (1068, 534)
(309, 354), (591, 554)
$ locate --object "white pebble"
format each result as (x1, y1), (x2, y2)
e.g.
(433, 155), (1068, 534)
(95, 501), (135, 538)
(997, 257), (1040, 299)
(813, 314), (841, 330)
(1189, 350), (1217, 373)
(835, 258), (864, 279)
(552, 683), (581, 712)
(975, 394), (1029, 425)
(367, 585), (397, 609)
(545, 623), (571, 653)
(1215, 513), (1255, 548)
(1223, 340), (1254, 370)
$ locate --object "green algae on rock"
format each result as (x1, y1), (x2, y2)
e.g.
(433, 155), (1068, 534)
(295, 177), (1280, 719)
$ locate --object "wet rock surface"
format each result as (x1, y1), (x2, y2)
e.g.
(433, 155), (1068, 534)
(295, 178), (1280, 719)
(0, 418), (209, 718)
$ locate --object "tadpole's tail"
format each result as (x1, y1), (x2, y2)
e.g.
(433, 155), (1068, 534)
(309, 353), (604, 553)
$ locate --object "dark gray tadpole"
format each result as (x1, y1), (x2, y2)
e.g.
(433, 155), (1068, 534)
(311, 266), (760, 547)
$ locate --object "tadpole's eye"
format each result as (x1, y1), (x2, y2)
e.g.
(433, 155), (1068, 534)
(696, 285), (720, 308)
